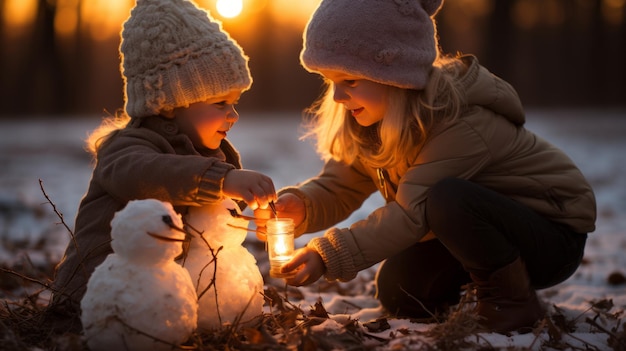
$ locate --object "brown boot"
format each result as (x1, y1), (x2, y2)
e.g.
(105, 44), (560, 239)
(469, 257), (545, 333)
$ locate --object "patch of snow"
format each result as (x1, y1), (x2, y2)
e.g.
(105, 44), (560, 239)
(1, 109), (625, 350)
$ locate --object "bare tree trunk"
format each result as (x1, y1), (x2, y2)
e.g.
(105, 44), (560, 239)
(483, 0), (515, 82)
(13, 0), (69, 115)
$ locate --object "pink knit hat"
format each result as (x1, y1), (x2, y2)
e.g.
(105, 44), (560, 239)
(120, 0), (252, 119)
(301, 0), (444, 90)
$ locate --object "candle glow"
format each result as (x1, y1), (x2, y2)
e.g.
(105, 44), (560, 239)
(266, 218), (295, 278)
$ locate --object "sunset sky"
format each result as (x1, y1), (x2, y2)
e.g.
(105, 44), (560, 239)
(4, 0), (625, 43)
(2, 0), (322, 41)
(1, 0), (624, 115)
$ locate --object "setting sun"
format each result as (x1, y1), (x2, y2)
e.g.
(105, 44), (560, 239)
(216, 0), (243, 18)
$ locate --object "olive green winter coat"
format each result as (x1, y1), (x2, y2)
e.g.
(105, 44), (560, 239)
(281, 56), (596, 282)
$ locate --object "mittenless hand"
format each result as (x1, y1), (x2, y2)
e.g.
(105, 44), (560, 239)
(253, 193), (306, 241)
(223, 169), (276, 210)
(281, 247), (326, 286)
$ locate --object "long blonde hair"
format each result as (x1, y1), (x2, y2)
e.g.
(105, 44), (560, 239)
(85, 110), (131, 157)
(302, 55), (467, 173)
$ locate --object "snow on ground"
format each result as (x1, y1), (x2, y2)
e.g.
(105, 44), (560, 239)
(1, 108), (625, 350)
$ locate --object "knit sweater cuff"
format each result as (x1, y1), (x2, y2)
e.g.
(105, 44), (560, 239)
(197, 161), (236, 201)
(307, 229), (358, 282)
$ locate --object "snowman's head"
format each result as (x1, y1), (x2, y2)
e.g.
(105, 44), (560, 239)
(185, 198), (249, 249)
(111, 199), (186, 264)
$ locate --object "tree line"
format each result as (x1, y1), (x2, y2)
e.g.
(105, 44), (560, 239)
(0, 0), (624, 118)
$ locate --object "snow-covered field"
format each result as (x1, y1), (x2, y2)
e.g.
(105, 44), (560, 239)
(1, 109), (625, 350)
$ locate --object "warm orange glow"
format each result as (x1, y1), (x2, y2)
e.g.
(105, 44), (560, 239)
(2, 0), (37, 30)
(272, 235), (290, 256)
(2, 0), (319, 40)
(216, 0), (243, 18)
(81, 0), (132, 41)
(55, 0), (79, 37)
(513, 0), (568, 29)
(265, 218), (295, 278)
(270, 0), (321, 27)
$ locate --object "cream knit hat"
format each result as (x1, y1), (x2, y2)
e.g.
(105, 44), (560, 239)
(120, 0), (252, 119)
(301, 0), (444, 90)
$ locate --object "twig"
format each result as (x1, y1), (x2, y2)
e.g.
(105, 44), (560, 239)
(106, 313), (187, 350)
(526, 316), (548, 349)
(0, 268), (53, 291)
(185, 222), (224, 326)
(38, 178), (90, 291)
(196, 245), (222, 300)
(222, 290), (261, 344)
(227, 223), (266, 235)
(226, 208), (258, 221)
(38, 179), (73, 237)
(399, 285), (440, 323)
(585, 317), (621, 349)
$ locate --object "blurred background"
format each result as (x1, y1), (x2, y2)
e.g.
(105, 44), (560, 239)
(0, 0), (625, 118)
(0, 0), (625, 302)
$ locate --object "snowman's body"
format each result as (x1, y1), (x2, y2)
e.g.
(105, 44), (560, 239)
(183, 199), (264, 330)
(81, 199), (197, 351)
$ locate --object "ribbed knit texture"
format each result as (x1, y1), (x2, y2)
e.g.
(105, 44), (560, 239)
(301, 0), (444, 90)
(198, 161), (236, 202)
(120, 0), (252, 118)
(308, 229), (358, 281)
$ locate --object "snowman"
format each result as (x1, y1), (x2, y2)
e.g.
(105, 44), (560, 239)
(182, 199), (264, 330)
(80, 199), (198, 351)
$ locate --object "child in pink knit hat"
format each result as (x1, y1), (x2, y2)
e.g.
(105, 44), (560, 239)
(257, 0), (595, 333)
(49, 0), (276, 325)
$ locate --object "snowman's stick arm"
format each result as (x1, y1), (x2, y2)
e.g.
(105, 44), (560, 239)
(226, 208), (258, 221)
(227, 223), (266, 235)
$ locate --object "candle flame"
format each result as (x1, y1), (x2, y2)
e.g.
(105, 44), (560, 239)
(274, 238), (288, 256)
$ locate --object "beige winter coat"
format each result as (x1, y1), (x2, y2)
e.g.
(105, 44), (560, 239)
(52, 115), (242, 306)
(281, 56), (596, 282)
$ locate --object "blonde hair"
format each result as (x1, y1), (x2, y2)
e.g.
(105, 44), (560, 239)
(85, 111), (131, 157)
(303, 55), (467, 173)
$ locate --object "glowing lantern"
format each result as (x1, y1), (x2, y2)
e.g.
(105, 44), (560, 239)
(266, 218), (295, 278)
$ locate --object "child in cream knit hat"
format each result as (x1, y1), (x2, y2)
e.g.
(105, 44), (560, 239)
(259, 0), (595, 333)
(49, 0), (276, 322)
(120, 0), (252, 118)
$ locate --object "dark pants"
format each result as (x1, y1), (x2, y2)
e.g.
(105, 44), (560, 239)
(376, 178), (587, 318)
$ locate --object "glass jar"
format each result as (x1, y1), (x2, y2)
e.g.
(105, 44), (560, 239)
(266, 218), (295, 278)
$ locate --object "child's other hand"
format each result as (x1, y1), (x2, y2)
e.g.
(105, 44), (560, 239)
(223, 169), (276, 210)
(281, 247), (325, 286)
(253, 193), (306, 241)
(274, 193), (306, 227)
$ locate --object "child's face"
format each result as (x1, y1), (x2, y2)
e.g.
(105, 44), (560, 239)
(172, 90), (241, 150)
(320, 69), (389, 127)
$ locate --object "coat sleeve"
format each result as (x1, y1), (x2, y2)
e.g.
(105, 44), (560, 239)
(280, 158), (378, 235)
(94, 131), (235, 206)
(309, 120), (494, 282)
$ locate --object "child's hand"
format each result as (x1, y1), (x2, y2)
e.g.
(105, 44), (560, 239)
(281, 247), (325, 286)
(223, 169), (276, 210)
(253, 193), (305, 241)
